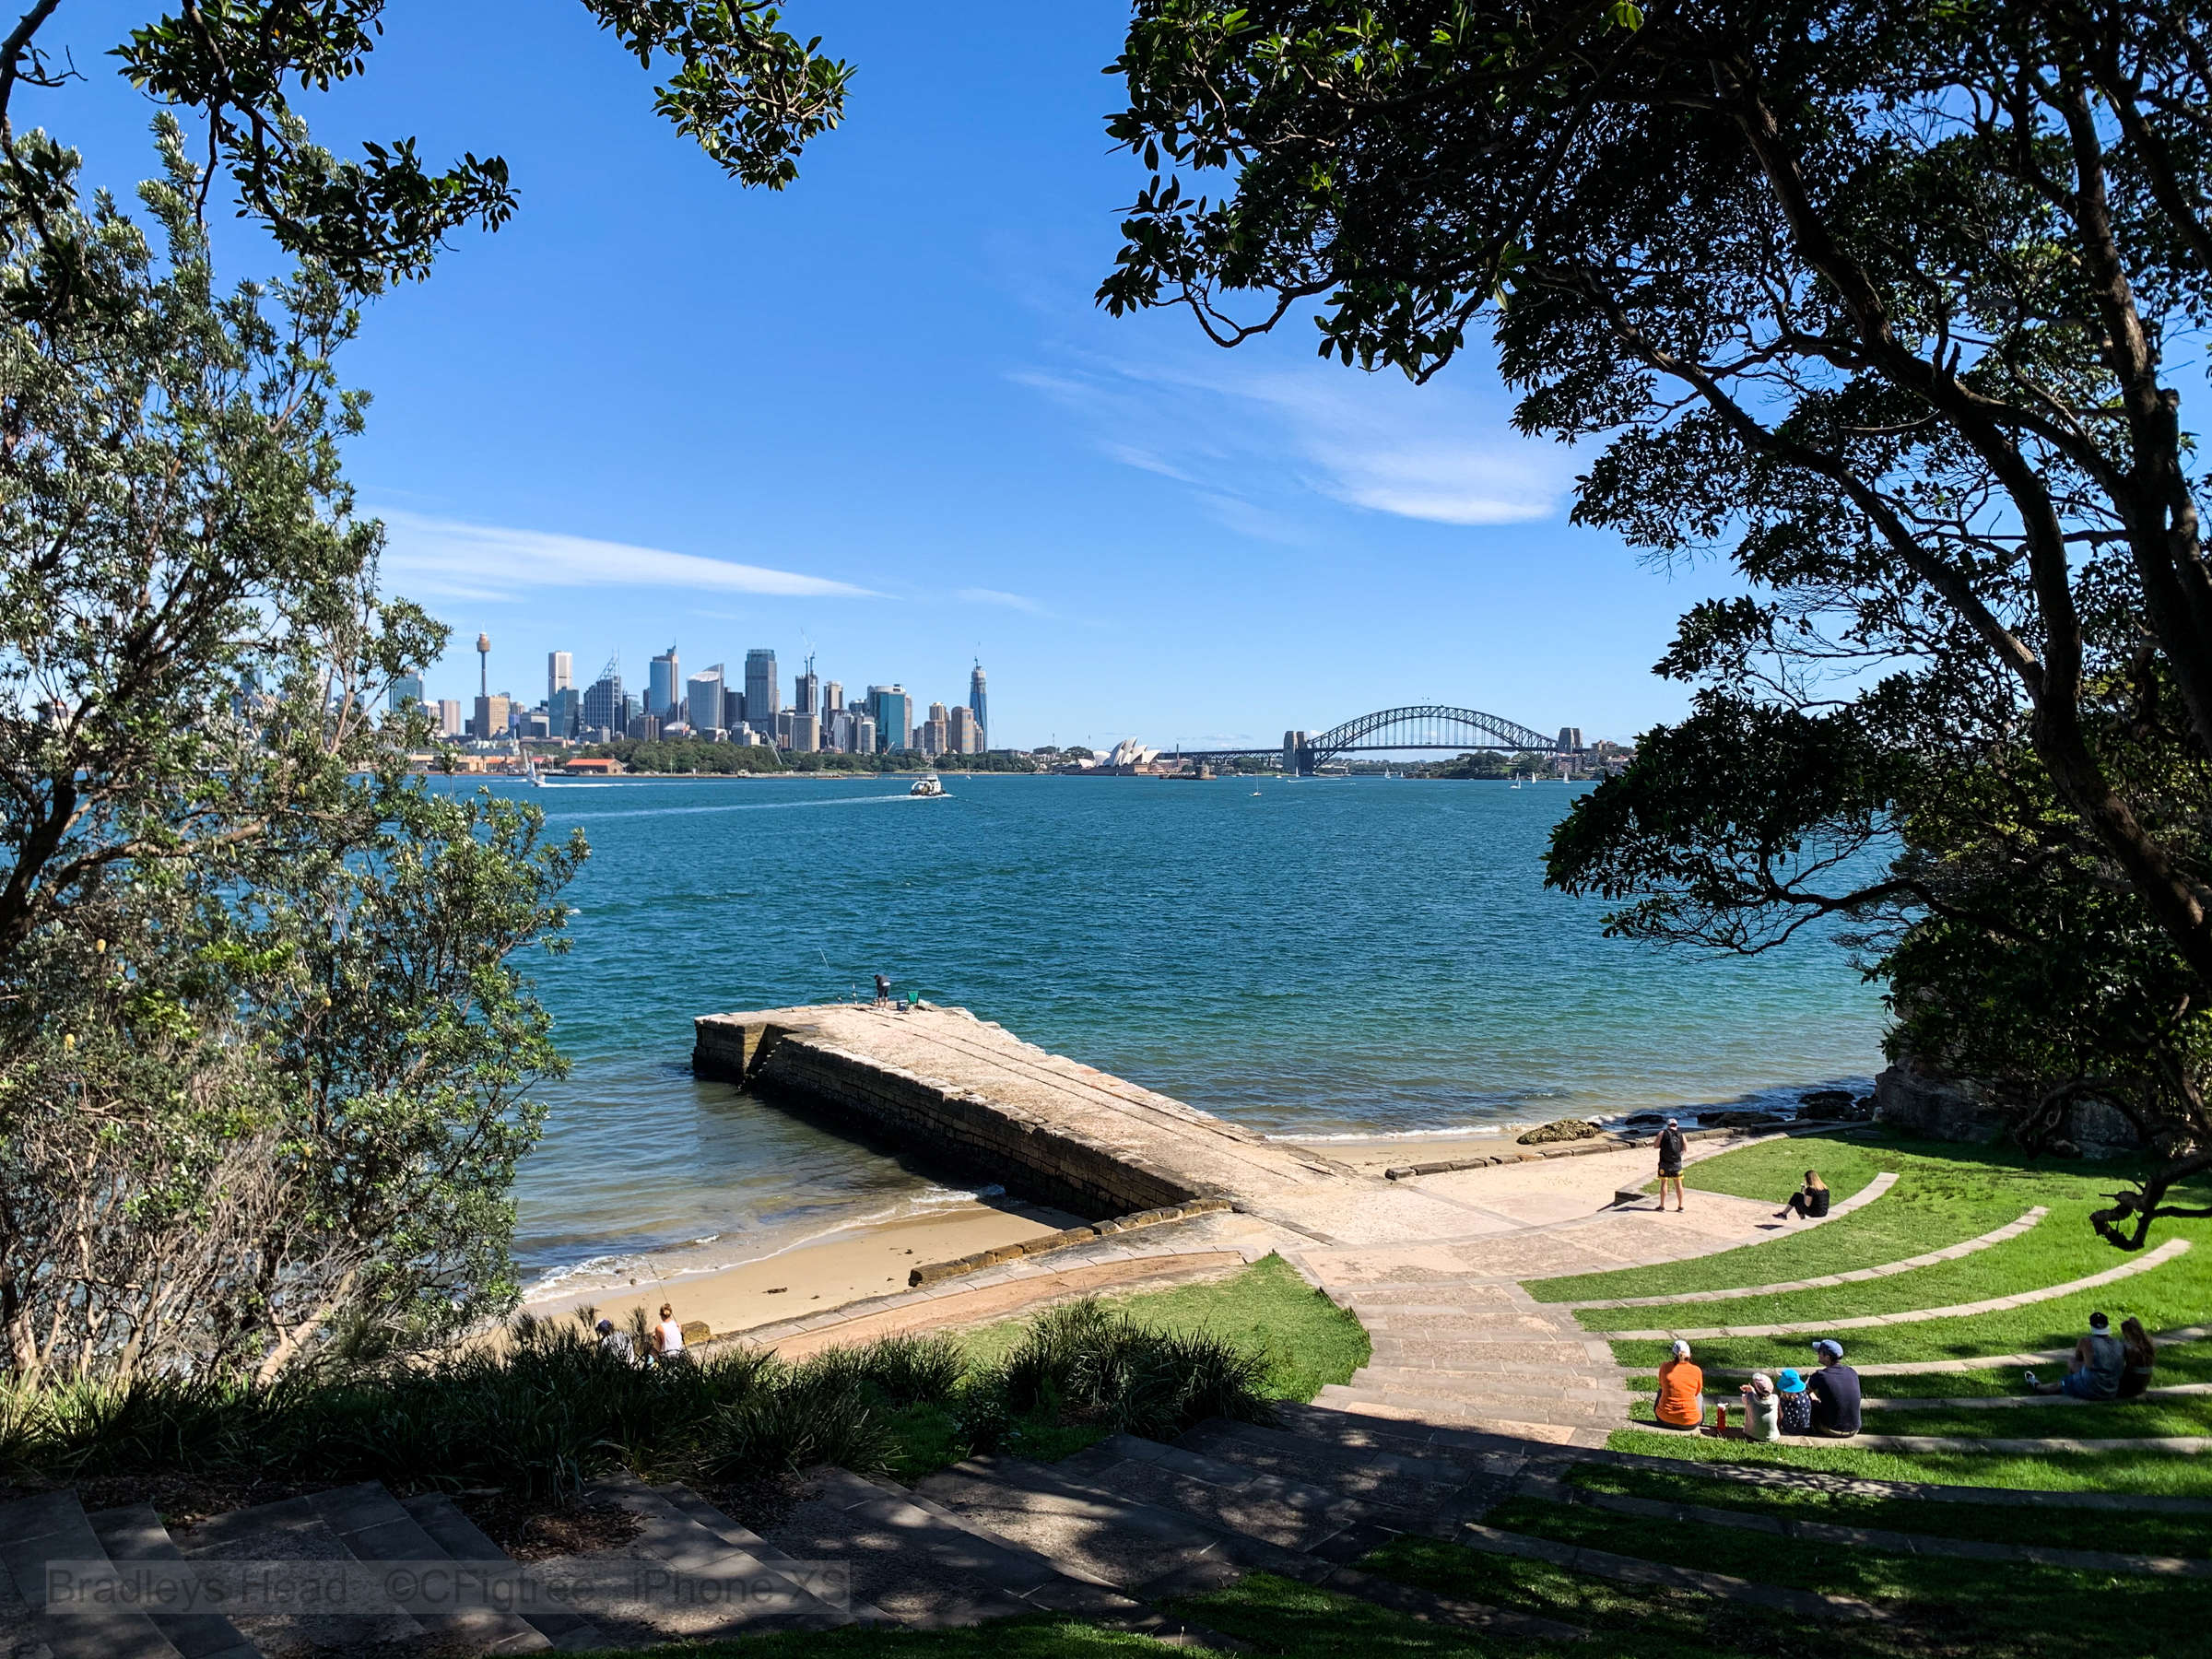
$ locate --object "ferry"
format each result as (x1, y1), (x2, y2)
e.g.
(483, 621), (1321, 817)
(910, 773), (947, 797)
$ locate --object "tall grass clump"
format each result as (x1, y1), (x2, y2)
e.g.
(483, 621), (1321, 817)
(994, 1298), (1275, 1440)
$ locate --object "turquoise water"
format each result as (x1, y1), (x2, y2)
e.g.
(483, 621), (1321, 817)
(496, 774), (1888, 1294)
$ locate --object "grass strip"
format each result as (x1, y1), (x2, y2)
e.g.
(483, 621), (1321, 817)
(1482, 1492), (2208, 1653)
(1621, 1391), (2212, 1441)
(578, 1618), (1180, 1658)
(1562, 1459), (2212, 1559)
(1605, 1423), (2212, 1496)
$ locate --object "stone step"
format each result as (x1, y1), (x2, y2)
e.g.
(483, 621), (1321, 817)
(1311, 1387), (1615, 1447)
(84, 1504), (262, 1659)
(1367, 1336), (1609, 1365)
(0, 1489), (181, 1659)
(1363, 1352), (1631, 1385)
(1347, 1367), (1635, 1406)
(292, 1482), (551, 1654)
(762, 1465), (1148, 1630)
(171, 1486), (427, 1654)
(644, 1481), (899, 1628)
(914, 1444), (1581, 1642)
(1273, 1399), (1557, 1465)
(396, 1491), (610, 1652)
(582, 1473), (855, 1642)
(1176, 1416), (1525, 1502)
(1346, 1375), (1631, 1423)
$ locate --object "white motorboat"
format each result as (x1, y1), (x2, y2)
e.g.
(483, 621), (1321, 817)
(910, 773), (947, 797)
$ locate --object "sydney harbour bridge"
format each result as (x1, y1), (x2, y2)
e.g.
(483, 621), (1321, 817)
(1173, 705), (1584, 776)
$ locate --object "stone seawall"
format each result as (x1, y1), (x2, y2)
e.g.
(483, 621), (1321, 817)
(693, 1004), (1357, 1223)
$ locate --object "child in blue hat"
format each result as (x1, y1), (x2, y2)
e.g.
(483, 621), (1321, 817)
(1775, 1367), (1813, 1435)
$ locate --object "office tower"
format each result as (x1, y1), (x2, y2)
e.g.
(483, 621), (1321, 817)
(822, 680), (842, 714)
(522, 709), (550, 740)
(923, 701), (950, 758)
(745, 649), (779, 730)
(789, 712), (819, 752)
(547, 651), (573, 702)
(477, 632), (490, 697)
(867, 686), (912, 752)
(853, 713), (877, 754)
(627, 710), (660, 741)
(724, 685), (744, 731)
(649, 645), (680, 719)
(794, 656), (819, 718)
(969, 661), (987, 747)
(581, 658), (624, 736)
(472, 692), (512, 742)
(948, 705), (982, 754)
(775, 709), (794, 747)
(387, 673), (424, 712)
(547, 687), (582, 738)
(436, 699), (465, 737)
(687, 667), (724, 736)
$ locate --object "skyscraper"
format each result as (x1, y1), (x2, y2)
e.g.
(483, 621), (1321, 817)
(686, 667), (724, 735)
(547, 651), (573, 702)
(969, 661), (988, 748)
(547, 688), (581, 738)
(387, 673), (424, 712)
(788, 712), (819, 752)
(581, 659), (624, 736)
(821, 680), (843, 714)
(867, 686), (912, 753)
(649, 645), (680, 720)
(436, 699), (465, 737)
(947, 705), (982, 754)
(923, 701), (950, 757)
(794, 658), (820, 719)
(745, 649), (779, 730)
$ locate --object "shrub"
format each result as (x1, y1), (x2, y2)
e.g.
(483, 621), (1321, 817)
(996, 1298), (1275, 1440)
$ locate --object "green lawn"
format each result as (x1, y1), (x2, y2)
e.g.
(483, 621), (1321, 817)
(1562, 1459), (2212, 1559)
(1574, 1133), (2211, 1376)
(1459, 1493), (2209, 1658)
(1620, 1390), (2212, 1441)
(957, 1253), (1370, 1403)
(1524, 1137), (2017, 1303)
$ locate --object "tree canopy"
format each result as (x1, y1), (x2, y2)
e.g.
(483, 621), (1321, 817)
(1101, 0), (2212, 1241)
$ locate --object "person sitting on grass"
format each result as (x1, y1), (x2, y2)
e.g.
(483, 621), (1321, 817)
(1738, 1371), (1783, 1441)
(2026, 1310), (2126, 1399)
(1806, 1339), (1862, 1436)
(1774, 1169), (1830, 1220)
(2119, 1316), (2157, 1399)
(1775, 1367), (1814, 1435)
(1655, 1339), (1705, 1429)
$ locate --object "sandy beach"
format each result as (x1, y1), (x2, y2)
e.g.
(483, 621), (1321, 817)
(522, 1194), (1080, 1339)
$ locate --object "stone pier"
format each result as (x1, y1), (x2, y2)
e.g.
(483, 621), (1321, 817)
(693, 1003), (1359, 1220)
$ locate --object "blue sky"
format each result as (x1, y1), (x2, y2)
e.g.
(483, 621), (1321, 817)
(31, 1), (1736, 750)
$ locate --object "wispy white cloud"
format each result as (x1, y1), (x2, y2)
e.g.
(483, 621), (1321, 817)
(375, 511), (878, 603)
(957, 587), (1052, 616)
(1015, 347), (1571, 532)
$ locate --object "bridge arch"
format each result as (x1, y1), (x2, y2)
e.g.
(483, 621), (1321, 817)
(1303, 705), (1568, 766)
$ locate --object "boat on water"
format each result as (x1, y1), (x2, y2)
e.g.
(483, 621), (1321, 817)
(910, 773), (947, 797)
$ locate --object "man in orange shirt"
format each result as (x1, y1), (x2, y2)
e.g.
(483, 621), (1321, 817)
(1655, 1338), (1705, 1429)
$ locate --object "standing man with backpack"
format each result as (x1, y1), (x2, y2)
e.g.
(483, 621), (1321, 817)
(1656, 1117), (1688, 1211)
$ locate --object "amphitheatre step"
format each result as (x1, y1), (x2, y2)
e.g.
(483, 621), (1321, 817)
(1602, 1235), (2191, 1341)
(1850, 1432), (2212, 1454)
(643, 1481), (897, 1627)
(171, 1485), (426, 1654)
(583, 1473), (857, 1640)
(763, 1465), (1145, 1630)
(1703, 1321), (2211, 1379)
(1359, 1353), (1632, 1385)
(85, 1503), (265, 1659)
(1532, 1442), (2212, 1512)
(395, 1491), (611, 1651)
(1455, 1520), (1892, 1623)
(1867, 1382), (2212, 1409)
(913, 1445), (1581, 1642)
(0, 1489), (182, 1659)
(1559, 1205), (2050, 1311)
(1367, 1337), (1611, 1367)
(1514, 1471), (2212, 1579)
(1272, 1399), (1566, 1465)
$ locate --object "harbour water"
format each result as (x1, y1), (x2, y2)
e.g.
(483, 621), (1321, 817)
(492, 773), (1888, 1298)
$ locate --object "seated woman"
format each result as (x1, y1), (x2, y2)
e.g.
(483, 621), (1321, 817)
(1654, 1339), (1706, 1430)
(2118, 1316), (2156, 1399)
(1775, 1169), (1830, 1220)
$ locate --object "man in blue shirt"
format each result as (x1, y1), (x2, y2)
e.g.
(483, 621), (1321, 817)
(1806, 1338), (1862, 1436)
